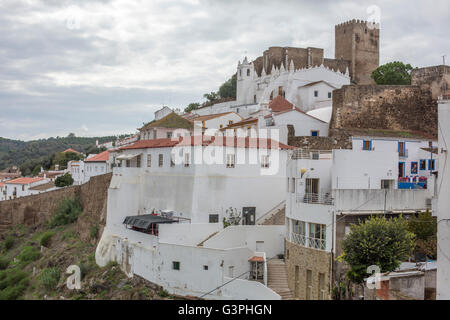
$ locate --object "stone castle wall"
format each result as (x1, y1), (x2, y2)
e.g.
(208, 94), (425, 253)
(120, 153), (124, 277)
(0, 173), (112, 240)
(330, 85), (438, 139)
(411, 65), (450, 100)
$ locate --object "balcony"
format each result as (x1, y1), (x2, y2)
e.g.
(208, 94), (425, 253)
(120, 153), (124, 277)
(290, 232), (326, 250)
(296, 192), (334, 205)
(291, 149), (332, 160)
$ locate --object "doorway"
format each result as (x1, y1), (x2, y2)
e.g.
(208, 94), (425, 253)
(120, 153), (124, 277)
(242, 207), (256, 225)
(305, 178), (320, 203)
(399, 162), (405, 178)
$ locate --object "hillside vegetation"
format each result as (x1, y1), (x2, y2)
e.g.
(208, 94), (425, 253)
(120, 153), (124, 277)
(0, 134), (128, 175)
(0, 196), (175, 300)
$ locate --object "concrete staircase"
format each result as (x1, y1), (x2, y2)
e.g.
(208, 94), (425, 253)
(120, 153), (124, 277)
(267, 259), (293, 300)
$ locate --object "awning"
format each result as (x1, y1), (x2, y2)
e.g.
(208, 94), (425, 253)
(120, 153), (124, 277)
(116, 153), (142, 161)
(123, 214), (175, 230)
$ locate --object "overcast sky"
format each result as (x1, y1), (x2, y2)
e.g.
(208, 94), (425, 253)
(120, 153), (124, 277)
(0, 0), (448, 141)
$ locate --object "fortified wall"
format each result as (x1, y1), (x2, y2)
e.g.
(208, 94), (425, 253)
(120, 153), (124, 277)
(0, 173), (112, 240)
(411, 65), (450, 100)
(329, 85), (438, 139)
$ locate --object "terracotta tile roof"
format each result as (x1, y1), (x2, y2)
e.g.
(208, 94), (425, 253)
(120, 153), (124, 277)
(223, 117), (258, 129)
(85, 150), (110, 162)
(6, 177), (44, 185)
(63, 148), (80, 154)
(268, 96), (294, 112)
(248, 256), (264, 262)
(120, 136), (296, 151)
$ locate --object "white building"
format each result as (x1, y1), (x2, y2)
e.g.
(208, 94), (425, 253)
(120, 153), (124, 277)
(68, 150), (112, 185)
(436, 95), (450, 299)
(4, 177), (50, 200)
(68, 160), (85, 185)
(284, 145), (435, 299)
(95, 135), (295, 299)
(0, 182), (6, 201)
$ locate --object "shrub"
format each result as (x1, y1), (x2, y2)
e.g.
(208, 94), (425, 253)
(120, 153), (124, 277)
(2, 237), (14, 252)
(48, 196), (83, 228)
(40, 268), (60, 291)
(158, 288), (169, 297)
(40, 231), (55, 247)
(90, 225), (99, 240)
(17, 246), (41, 263)
(0, 269), (29, 299)
(0, 257), (10, 270)
(54, 172), (74, 187)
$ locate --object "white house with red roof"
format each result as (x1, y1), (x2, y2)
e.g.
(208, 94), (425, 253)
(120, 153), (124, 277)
(67, 150), (111, 185)
(4, 177), (50, 200)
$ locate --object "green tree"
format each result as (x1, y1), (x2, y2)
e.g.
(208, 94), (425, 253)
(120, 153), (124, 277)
(339, 216), (415, 284)
(54, 173), (74, 187)
(203, 92), (219, 103)
(407, 210), (437, 259)
(371, 61), (413, 85)
(184, 103), (201, 113)
(53, 151), (83, 170)
(218, 74), (237, 99)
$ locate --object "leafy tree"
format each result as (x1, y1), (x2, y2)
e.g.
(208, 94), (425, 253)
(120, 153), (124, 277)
(338, 215), (415, 284)
(222, 207), (242, 228)
(408, 210), (437, 259)
(184, 103), (201, 113)
(53, 151), (84, 170)
(84, 145), (106, 155)
(54, 173), (74, 187)
(203, 92), (220, 103)
(218, 74), (237, 99)
(371, 61), (413, 85)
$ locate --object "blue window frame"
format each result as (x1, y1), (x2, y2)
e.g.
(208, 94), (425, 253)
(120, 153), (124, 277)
(411, 162), (418, 174)
(428, 159), (435, 171)
(399, 162), (405, 177)
(363, 140), (372, 150)
(398, 141), (406, 157)
(420, 160), (426, 170)
(311, 131), (319, 137)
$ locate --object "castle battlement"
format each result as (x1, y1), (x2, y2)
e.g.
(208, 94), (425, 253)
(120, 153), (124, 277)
(335, 19), (380, 29)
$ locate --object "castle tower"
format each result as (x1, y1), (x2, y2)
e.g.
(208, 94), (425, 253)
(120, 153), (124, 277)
(335, 19), (380, 85)
(236, 57), (255, 105)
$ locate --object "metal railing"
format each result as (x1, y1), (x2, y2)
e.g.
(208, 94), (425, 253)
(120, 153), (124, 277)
(399, 149), (409, 158)
(290, 232), (326, 250)
(296, 192), (334, 205)
(291, 149), (332, 160)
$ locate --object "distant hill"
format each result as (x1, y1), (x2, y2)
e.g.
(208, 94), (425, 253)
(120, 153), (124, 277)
(0, 135), (128, 175)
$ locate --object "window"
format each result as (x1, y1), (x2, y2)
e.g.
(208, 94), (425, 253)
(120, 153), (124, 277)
(203, 265), (209, 270)
(247, 69), (250, 76)
(167, 132), (172, 138)
(147, 154), (151, 167)
(314, 90), (318, 97)
(228, 120), (233, 125)
(411, 162), (418, 174)
(209, 214), (219, 223)
(172, 261), (180, 270)
(309, 223), (326, 250)
(428, 159), (435, 171)
(420, 160), (426, 170)
(261, 155), (270, 168)
(398, 142), (406, 157)
(136, 155), (141, 168)
(306, 270), (312, 300)
(311, 130), (319, 137)
(226, 154), (235, 168)
(287, 178), (290, 192)
(158, 154), (163, 167)
(184, 153), (190, 167)
(202, 121), (206, 128)
(381, 180), (393, 189)
(126, 160), (130, 168)
(291, 177), (295, 194)
(254, 95), (257, 103)
(170, 155), (175, 167)
(319, 273), (326, 300)
(22, 185), (25, 191)
(363, 140), (372, 150)
(328, 92), (332, 99)
(293, 220), (306, 236)
(278, 86), (283, 96)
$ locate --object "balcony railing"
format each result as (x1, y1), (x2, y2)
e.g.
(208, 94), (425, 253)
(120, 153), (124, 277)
(290, 232), (326, 250)
(291, 149), (332, 160)
(296, 192), (334, 205)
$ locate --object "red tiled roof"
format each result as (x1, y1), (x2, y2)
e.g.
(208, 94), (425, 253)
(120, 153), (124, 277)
(85, 150), (110, 162)
(6, 177), (44, 185)
(248, 256), (264, 262)
(63, 148), (80, 154)
(268, 96), (294, 112)
(120, 136), (296, 151)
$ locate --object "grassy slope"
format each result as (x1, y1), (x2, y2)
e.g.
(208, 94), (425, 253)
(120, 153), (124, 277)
(0, 222), (173, 300)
